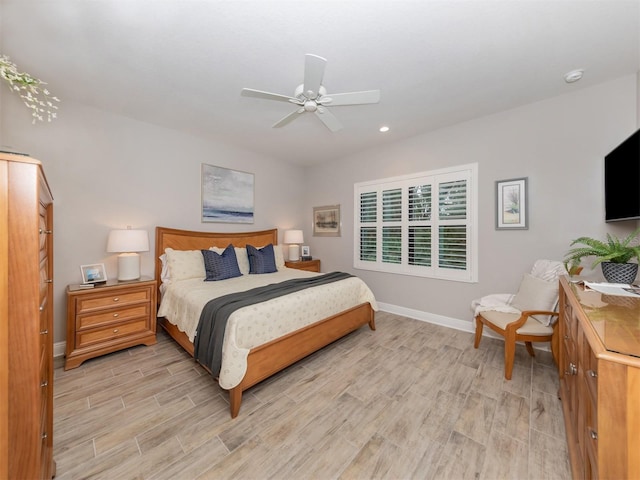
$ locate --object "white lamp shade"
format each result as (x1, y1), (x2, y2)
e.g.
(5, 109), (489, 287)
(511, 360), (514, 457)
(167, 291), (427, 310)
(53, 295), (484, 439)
(107, 229), (149, 281)
(284, 230), (304, 245)
(107, 229), (149, 253)
(284, 229), (303, 262)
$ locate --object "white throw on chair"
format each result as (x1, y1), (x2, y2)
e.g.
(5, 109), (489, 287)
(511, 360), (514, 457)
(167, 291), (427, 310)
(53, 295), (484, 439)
(472, 259), (566, 379)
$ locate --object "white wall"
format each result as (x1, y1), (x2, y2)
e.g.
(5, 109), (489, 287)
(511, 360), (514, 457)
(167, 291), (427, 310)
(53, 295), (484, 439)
(2, 71), (638, 343)
(304, 75), (639, 325)
(2, 96), (307, 343)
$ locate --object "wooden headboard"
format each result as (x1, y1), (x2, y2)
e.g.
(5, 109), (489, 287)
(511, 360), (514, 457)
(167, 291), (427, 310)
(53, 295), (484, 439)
(154, 226), (278, 298)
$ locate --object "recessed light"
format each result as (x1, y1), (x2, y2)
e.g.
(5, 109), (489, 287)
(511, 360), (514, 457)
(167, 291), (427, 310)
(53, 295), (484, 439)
(564, 69), (584, 83)
(379, 126), (390, 133)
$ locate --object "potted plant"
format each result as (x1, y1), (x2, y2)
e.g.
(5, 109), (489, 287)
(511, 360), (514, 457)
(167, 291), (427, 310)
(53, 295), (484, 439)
(564, 227), (640, 284)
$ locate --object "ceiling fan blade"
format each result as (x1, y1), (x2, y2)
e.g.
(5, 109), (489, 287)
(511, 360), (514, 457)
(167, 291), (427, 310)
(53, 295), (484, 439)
(272, 108), (304, 128)
(319, 90), (381, 106)
(241, 88), (301, 104)
(315, 107), (342, 132)
(303, 54), (326, 99)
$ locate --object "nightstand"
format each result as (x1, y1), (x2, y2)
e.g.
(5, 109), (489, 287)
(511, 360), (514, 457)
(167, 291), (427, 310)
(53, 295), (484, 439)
(65, 277), (157, 370)
(285, 259), (321, 272)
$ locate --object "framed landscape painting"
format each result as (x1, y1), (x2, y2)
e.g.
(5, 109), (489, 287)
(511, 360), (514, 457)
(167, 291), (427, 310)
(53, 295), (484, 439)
(313, 205), (341, 237)
(201, 164), (254, 223)
(496, 177), (528, 230)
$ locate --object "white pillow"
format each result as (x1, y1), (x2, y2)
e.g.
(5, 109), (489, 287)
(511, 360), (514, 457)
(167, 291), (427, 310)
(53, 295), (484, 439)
(211, 246), (250, 275)
(159, 253), (171, 284)
(530, 259), (565, 282)
(510, 273), (558, 326)
(164, 248), (206, 282)
(273, 244), (285, 270)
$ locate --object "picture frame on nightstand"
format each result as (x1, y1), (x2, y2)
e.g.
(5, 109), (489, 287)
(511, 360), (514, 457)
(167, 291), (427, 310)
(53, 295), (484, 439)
(301, 245), (311, 260)
(80, 263), (107, 283)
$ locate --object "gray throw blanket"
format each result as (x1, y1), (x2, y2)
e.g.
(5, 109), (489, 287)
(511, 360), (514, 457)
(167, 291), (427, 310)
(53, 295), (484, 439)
(194, 271), (354, 378)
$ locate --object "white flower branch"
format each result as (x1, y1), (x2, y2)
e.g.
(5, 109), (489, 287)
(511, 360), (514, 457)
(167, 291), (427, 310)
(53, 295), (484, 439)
(0, 54), (60, 123)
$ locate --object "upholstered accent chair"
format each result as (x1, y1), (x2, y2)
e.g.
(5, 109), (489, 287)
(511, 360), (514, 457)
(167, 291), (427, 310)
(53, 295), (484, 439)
(472, 260), (566, 379)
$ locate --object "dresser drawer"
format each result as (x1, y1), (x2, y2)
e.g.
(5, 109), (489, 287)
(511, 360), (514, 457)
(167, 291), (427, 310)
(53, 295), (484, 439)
(76, 317), (150, 348)
(77, 304), (150, 330)
(76, 287), (151, 312)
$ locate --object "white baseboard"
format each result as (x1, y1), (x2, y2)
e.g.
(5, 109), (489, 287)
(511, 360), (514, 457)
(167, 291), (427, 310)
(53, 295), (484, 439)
(54, 341), (66, 358)
(376, 301), (476, 333)
(376, 302), (550, 351)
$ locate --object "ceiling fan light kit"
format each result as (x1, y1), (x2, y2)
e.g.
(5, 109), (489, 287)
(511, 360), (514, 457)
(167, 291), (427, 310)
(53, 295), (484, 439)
(241, 54), (380, 132)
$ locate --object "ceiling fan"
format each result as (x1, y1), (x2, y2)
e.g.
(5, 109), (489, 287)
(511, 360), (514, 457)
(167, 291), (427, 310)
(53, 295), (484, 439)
(241, 54), (380, 132)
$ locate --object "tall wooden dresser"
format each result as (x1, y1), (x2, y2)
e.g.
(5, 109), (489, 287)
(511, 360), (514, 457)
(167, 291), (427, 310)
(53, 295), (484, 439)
(0, 153), (55, 479)
(558, 276), (640, 479)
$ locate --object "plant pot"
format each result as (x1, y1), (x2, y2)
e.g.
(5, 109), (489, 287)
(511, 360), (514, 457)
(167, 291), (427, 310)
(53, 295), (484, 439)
(600, 262), (638, 284)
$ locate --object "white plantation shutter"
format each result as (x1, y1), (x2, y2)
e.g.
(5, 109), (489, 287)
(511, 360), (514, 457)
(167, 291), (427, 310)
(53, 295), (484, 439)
(359, 191), (377, 262)
(438, 179), (467, 271)
(354, 164), (477, 282)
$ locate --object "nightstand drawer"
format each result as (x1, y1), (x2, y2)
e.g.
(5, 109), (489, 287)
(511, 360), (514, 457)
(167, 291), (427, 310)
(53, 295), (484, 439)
(76, 318), (150, 348)
(76, 287), (151, 312)
(77, 304), (150, 330)
(285, 259), (321, 272)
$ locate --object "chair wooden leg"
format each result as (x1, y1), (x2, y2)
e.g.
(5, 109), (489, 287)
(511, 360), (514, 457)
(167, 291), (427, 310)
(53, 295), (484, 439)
(474, 315), (483, 348)
(504, 333), (516, 380)
(525, 341), (535, 357)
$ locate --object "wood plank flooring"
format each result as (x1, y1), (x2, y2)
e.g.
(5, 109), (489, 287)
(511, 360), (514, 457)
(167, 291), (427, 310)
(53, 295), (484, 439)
(52, 312), (571, 479)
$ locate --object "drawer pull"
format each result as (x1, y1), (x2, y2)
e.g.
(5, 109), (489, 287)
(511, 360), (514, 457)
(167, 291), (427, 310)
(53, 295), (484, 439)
(563, 334), (569, 340)
(39, 305), (45, 312)
(590, 430), (598, 440)
(113, 329), (119, 334)
(40, 329), (48, 335)
(564, 362), (577, 376)
(113, 313), (119, 318)
(45, 279), (53, 283)
(113, 297), (120, 302)
(589, 370), (597, 378)
(39, 229), (52, 235)
(41, 380), (48, 387)
(42, 433), (48, 440)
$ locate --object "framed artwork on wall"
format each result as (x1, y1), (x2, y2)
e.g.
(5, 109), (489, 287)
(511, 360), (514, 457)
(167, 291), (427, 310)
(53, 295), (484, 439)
(496, 177), (528, 230)
(313, 205), (341, 237)
(80, 263), (107, 283)
(201, 164), (254, 223)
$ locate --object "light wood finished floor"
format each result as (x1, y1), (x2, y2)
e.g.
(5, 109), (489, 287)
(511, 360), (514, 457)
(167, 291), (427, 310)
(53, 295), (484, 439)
(53, 312), (571, 479)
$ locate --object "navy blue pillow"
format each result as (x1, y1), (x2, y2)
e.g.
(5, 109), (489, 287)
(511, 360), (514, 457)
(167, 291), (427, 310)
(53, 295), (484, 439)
(201, 245), (242, 281)
(246, 244), (277, 274)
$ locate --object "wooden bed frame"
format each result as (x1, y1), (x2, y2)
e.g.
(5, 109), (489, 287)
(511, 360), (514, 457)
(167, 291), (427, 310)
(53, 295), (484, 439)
(154, 226), (375, 418)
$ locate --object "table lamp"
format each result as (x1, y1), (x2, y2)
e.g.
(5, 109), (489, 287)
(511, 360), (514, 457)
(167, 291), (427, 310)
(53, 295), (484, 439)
(284, 229), (304, 262)
(107, 227), (149, 281)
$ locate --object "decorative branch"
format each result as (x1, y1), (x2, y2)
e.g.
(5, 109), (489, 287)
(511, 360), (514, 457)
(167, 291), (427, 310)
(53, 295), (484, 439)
(0, 54), (60, 123)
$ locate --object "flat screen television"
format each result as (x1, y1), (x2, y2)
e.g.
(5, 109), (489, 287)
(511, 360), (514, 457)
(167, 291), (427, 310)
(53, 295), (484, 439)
(604, 129), (640, 222)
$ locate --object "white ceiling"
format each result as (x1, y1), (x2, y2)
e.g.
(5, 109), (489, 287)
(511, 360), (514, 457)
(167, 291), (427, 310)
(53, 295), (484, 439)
(2, 1), (639, 166)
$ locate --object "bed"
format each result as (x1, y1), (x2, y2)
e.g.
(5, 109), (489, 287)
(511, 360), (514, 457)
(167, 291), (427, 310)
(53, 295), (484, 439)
(154, 226), (377, 418)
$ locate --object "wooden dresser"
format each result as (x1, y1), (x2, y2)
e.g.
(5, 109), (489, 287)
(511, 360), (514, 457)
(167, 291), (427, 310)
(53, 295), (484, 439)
(0, 153), (54, 479)
(558, 276), (640, 479)
(65, 278), (157, 370)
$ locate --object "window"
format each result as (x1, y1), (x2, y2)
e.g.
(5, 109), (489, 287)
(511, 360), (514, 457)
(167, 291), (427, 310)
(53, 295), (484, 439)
(354, 163), (478, 282)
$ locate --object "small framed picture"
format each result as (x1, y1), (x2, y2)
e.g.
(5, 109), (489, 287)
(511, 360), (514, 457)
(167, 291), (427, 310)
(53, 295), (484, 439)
(80, 263), (107, 284)
(496, 177), (528, 230)
(301, 246), (310, 257)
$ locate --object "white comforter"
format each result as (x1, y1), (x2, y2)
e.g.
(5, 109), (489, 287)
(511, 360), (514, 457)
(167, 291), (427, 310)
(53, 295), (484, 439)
(157, 268), (378, 389)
